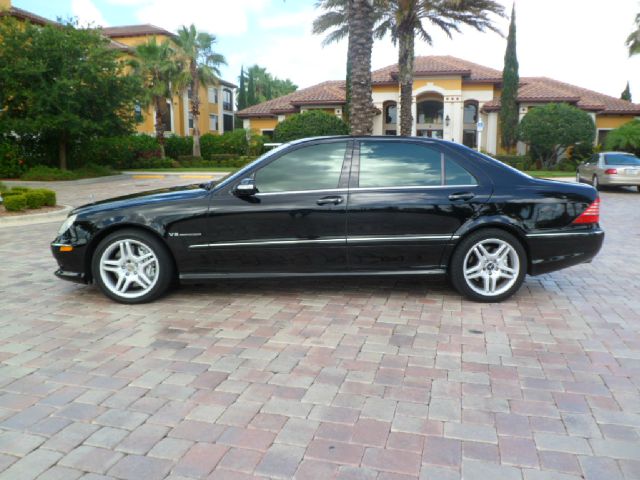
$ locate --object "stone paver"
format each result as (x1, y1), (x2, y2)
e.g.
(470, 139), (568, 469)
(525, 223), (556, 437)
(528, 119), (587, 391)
(0, 178), (639, 478)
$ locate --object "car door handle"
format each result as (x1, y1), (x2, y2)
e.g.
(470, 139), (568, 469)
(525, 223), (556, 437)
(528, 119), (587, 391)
(448, 192), (475, 201)
(316, 196), (343, 206)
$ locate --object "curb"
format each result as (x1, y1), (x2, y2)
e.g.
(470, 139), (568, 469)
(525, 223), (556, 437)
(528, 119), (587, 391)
(0, 205), (73, 228)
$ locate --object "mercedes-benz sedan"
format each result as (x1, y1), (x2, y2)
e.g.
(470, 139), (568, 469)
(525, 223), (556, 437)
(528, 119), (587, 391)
(52, 136), (604, 304)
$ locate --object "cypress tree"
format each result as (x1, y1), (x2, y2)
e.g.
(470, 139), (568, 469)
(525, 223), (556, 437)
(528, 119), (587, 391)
(237, 66), (247, 110)
(500, 4), (519, 153)
(247, 70), (257, 107)
(621, 81), (632, 102)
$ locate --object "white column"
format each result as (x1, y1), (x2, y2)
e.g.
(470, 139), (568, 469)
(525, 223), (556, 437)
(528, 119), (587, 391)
(218, 86), (224, 134)
(444, 95), (463, 143)
(373, 103), (384, 135)
(486, 112), (499, 155)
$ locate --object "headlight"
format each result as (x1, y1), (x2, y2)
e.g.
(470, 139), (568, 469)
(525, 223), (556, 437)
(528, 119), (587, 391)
(57, 214), (77, 236)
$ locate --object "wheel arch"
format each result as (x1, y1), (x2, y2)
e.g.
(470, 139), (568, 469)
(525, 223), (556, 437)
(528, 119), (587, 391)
(448, 221), (532, 274)
(84, 223), (177, 283)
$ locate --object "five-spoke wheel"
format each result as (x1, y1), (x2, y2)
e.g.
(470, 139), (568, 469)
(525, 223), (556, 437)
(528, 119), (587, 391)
(92, 229), (173, 304)
(450, 229), (526, 302)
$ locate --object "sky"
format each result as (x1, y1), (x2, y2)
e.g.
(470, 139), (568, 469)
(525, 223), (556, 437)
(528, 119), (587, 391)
(13, 0), (640, 101)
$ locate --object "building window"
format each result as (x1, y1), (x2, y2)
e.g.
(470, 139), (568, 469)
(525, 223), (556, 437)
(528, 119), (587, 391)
(262, 130), (274, 139)
(464, 101), (478, 124)
(209, 114), (218, 131)
(417, 100), (443, 125)
(134, 103), (143, 123)
(223, 113), (234, 132)
(463, 130), (477, 149)
(188, 113), (194, 130)
(385, 130), (397, 136)
(223, 89), (233, 111)
(597, 129), (610, 146)
(208, 87), (218, 104)
(385, 104), (397, 124)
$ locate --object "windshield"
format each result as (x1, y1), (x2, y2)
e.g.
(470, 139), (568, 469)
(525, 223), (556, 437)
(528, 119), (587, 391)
(605, 153), (640, 166)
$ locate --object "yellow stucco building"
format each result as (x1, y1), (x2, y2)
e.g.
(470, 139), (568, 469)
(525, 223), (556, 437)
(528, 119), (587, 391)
(0, 0), (237, 138)
(238, 56), (640, 155)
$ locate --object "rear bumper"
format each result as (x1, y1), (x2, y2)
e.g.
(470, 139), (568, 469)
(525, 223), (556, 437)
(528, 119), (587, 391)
(527, 227), (604, 276)
(599, 176), (640, 186)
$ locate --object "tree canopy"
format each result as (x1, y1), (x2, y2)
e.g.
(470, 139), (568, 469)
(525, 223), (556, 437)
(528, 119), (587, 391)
(0, 18), (143, 168)
(237, 65), (297, 110)
(500, 4), (519, 152)
(604, 119), (640, 156)
(519, 103), (595, 168)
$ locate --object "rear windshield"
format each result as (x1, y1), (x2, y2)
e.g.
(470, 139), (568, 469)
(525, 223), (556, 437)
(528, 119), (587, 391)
(604, 153), (640, 166)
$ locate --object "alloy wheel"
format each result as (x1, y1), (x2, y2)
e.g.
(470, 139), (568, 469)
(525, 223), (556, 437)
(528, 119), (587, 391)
(99, 239), (160, 299)
(462, 238), (520, 297)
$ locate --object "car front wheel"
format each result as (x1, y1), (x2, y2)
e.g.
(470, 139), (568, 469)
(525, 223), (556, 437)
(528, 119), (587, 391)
(92, 229), (174, 304)
(450, 229), (526, 302)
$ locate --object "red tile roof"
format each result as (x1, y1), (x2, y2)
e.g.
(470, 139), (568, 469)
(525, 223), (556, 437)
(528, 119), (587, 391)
(101, 24), (174, 38)
(0, 6), (56, 26)
(237, 81), (346, 117)
(239, 56), (640, 117)
(482, 77), (640, 114)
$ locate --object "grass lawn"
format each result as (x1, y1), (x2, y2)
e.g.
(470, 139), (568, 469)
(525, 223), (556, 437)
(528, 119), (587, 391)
(524, 170), (574, 178)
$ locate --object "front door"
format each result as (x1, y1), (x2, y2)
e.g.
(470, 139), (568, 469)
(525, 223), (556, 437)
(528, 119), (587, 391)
(346, 139), (492, 272)
(188, 140), (351, 275)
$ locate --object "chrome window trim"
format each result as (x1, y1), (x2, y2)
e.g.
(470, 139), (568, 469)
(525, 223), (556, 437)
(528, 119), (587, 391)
(255, 188), (347, 197)
(526, 231), (604, 238)
(189, 234), (458, 249)
(349, 184), (478, 192)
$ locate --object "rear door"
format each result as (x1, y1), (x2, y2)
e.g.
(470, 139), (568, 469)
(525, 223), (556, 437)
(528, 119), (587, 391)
(346, 139), (492, 272)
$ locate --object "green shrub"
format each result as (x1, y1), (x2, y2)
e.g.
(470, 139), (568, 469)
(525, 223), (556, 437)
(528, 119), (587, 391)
(0, 141), (27, 179)
(247, 133), (265, 156)
(3, 194), (27, 212)
(77, 135), (162, 169)
(604, 119), (640, 156)
(21, 166), (78, 181)
(273, 110), (349, 143)
(165, 136), (193, 159)
(0, 182), (6, 192)
(176, 156), (256, 169)
(494, 154), (532, 170)
(9, 186), (30, 193)
(2, 190), (26, 197)
(208, 154), (236, 161)
(200, 130), (251, 157)
(25, 190), (46, 209)
(31, 188), (56, 206)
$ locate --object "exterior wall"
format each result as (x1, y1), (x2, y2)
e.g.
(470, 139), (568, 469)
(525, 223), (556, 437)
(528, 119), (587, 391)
(0, 0), (11, 11)
(108, 34), (171, 48)
(248, 117), (279, 134)
(596, 115), (635, 129)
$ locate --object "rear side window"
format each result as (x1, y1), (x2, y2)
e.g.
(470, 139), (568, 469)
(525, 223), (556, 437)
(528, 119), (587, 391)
(358, 141), (477, 187)
(255, 141), (347, 193)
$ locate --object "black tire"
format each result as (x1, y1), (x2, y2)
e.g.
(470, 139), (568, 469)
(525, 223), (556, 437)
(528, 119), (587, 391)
(576, 171), (582, 183)
(592, 175), (600, 190)
(450, 228), (527, 303)
(91, 228), (174, 304)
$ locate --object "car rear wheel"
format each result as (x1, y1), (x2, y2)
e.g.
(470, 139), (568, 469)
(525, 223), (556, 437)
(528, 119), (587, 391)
(92, 229), (174, 304)
(576, 171), (582, 183)
(592, 175), (599, 190)
(450, 229), (526, 302)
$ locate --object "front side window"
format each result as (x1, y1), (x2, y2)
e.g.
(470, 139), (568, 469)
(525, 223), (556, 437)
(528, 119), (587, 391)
(358, 141), (477, 188)
(255, 141), (347, 193)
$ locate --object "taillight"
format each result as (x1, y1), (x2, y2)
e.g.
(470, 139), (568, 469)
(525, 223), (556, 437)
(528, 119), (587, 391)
(572, 198), (600, 225)
(604, 168), (617, 174)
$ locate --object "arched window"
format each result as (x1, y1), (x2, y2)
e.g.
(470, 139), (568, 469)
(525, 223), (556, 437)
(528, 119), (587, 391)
(464, 101), (478, 124)
(385, 103), (397, 124)
(417, 100), (444, 125)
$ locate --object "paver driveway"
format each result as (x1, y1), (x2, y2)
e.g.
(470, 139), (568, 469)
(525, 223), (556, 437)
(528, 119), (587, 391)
(0, 175), (639, 480)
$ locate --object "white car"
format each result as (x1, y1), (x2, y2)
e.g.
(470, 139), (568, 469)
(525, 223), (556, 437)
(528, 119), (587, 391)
(577, 152), (640, 191)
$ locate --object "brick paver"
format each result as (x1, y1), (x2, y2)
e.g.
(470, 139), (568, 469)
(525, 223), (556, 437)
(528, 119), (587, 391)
(0, 177), (639, 478)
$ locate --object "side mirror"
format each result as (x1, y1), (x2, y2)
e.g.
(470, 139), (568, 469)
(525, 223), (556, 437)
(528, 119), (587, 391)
(234, 178), (257, 196)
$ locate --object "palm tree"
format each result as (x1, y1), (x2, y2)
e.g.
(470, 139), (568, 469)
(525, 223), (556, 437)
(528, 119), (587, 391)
(628, 13), (640, 56)
(315, 0), (375, 135)
(375, 0), (504, 135)
(314, 0), (504, 136)
(132, 38), (180, 157)
(173, 25), (226, 157)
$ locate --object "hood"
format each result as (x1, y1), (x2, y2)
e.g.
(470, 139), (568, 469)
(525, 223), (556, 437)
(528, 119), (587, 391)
(72, 183), (208, 216)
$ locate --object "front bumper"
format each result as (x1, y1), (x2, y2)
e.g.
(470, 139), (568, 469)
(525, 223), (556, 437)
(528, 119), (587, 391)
(54, 268), (89, 284)
(51, 241), (90, 284)
(527, 227), (604, 276)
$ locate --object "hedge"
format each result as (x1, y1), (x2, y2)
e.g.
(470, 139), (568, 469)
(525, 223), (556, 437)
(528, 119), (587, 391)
(25, 190), (46, 209)
(32, 188), (56, 206)
(0, 140), (27, 179)
(76, 135), (162, 169)
(3, 194), (27, 211)
(273, 110), (349, 142)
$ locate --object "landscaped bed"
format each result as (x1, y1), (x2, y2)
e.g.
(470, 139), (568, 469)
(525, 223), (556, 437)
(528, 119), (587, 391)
(0, 184), (59, 215)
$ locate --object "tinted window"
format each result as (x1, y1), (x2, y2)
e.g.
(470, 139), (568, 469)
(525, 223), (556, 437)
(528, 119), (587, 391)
(445, 158), (477, 186)
(359, 141), (442, 187)
(255, 142), (347, 193)
(605, 153), (640, 166)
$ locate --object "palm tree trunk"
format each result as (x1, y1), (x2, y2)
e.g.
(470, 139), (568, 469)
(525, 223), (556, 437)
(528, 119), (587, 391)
(347, 0), (374, 136)
(398, 23), (415, 136)
(154, 96), (166, 158)
(191, 61), (202, 157)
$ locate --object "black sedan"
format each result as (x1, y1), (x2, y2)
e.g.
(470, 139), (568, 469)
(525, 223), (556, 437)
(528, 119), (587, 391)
(51, 136), (604, 304)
